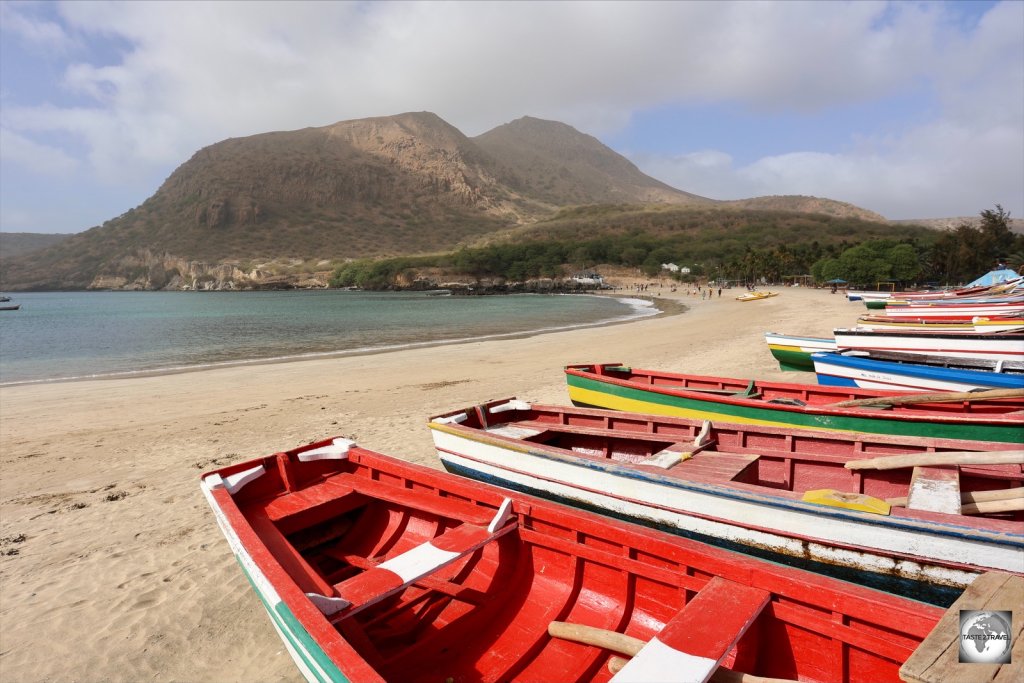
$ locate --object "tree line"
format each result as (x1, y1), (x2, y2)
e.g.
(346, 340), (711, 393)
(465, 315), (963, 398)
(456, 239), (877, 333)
(332, 206), (1022, 289)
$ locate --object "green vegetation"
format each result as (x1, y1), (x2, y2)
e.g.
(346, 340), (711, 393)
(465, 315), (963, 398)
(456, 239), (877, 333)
(329, 205), (1021, 289)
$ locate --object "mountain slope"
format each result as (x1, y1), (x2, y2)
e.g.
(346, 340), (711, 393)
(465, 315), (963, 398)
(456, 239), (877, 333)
(475, 116), (709, 207)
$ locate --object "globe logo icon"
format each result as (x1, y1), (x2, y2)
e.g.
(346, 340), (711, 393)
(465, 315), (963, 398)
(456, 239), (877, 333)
(959, 610), (1012, 664)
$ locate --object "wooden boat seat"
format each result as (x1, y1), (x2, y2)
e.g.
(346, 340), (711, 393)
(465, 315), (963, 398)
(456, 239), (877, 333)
(261, 475), (496, 528)
(314, 499), (517, 620)
(612, 576), (770, 682)
(906, 466), (962, 514)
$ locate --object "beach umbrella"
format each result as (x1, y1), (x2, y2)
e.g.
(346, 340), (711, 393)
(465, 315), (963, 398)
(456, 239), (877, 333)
(826, 278), (847, 284)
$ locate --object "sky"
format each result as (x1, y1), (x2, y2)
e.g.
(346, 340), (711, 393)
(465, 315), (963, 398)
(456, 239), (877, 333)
(1, 0), (1022, 235)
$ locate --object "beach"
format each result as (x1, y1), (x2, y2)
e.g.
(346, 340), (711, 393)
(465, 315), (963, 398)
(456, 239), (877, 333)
(0, 286), (859, 682)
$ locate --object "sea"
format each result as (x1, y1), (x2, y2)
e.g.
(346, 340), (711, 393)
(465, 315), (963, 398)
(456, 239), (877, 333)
(0, 290), (656, 386)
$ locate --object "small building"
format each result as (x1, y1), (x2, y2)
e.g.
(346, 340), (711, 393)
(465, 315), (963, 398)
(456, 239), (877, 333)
(572, 272), (605, 286)
(661, 263), (680, 273)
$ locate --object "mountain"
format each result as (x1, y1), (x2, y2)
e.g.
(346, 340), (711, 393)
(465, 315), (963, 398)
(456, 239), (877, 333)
(2, 112), (710, 290)
(1, 111), (894, 291)
(0, 232), (73, 259)
(723, 196), (887, 223)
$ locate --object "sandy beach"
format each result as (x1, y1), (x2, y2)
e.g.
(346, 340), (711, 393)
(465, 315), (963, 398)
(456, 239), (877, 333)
(0, 286), (861, 682)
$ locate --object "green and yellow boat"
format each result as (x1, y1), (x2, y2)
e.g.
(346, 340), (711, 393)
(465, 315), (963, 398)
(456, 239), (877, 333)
(565, 363), (1024, 443)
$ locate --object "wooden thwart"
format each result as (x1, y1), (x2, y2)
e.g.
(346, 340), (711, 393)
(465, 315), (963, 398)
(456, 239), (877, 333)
(319, 499), (516, 619)
(549, 576), (778, 683)
(830, 387), (1024, 408)
(845, 450), (1024, 471)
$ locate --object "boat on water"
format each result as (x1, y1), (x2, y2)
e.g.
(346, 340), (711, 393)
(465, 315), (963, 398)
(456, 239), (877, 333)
(0, 304), (20, 311)
(564, 363), (1024, 443)
(429, 398), (1023, 599)
(735, 291), (777, 302)
(201, 436), (1003, 682)
(812, 351), (1024, 392)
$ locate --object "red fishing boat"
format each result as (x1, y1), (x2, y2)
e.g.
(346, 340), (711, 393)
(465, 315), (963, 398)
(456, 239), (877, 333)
(200, 437), (997, 683)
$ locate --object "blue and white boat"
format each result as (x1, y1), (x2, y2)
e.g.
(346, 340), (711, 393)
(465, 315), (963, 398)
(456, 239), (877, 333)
(811, 351), (1024, 393)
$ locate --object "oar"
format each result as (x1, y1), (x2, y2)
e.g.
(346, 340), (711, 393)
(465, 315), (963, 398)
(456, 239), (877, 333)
(548, 622), (794, 683)
(845, 450), (1024, 470)
(830, 387), (1024, 408)
(961, 498), (1024, 515)
(887, 486), (1024, 507)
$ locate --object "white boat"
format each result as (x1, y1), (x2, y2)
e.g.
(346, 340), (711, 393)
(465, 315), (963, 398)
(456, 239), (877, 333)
(834, 328), (1024, 363)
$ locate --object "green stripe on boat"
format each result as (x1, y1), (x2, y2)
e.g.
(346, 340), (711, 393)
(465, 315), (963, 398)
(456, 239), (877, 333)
(565, 373), (1024, 443)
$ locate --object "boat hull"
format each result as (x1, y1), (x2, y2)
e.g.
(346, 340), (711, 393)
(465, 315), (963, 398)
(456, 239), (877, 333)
(813, 352), (1024, 392)
(834, 328), (1024, 363)
(764, 332), (837, 371)
(430, 417), (1022, 605)
(564, 364), (1024, 443)
(201, 477), (352, 683)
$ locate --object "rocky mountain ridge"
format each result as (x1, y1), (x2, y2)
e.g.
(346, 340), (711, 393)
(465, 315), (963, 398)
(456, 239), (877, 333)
(1, 111), (896, 290)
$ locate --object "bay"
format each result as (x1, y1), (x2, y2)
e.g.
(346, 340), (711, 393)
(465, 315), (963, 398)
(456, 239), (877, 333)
(0, 290), (654, 385)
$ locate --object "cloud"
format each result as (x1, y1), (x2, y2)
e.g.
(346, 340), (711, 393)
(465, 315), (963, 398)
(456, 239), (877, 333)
(0, 127), (80, 175)
(0, 1), (76, 53)
(0, 0), (1021, 226)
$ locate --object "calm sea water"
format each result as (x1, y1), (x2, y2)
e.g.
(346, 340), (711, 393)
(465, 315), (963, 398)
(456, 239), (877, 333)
(0, 290), (654, 385)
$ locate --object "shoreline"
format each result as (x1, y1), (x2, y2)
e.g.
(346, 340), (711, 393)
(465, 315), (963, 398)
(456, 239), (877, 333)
(0, 286), (859, 683)
(0, 293), (680, 388)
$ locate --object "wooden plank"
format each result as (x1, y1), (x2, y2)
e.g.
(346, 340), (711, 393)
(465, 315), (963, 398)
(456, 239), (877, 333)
(612, 577), (769, 683)
(846, 451), (1024, 471)
(901, 572), (1023, 683)
(907, 466), (962, 514)
(887, 486), (1024, 507)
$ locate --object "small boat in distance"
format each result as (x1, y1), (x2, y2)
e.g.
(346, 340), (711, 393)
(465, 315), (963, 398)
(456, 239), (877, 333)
(429, 398), (1023, 600)
(0, 303), (20, 311)
(564, 363), (1024, 443)
(201, 436), (987, 682)
(735, 291), (777, 302)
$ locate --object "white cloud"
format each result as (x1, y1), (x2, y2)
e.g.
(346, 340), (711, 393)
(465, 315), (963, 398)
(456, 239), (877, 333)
(0, 0), (1021, 224)
(0, 127), (80, 175)
(0, 1), (76, 52)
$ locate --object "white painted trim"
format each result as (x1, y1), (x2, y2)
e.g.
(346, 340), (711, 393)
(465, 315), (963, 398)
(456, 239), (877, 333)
(611, 638), (716, 683)
(432, 412), (468, 425)
(222, 465), (266, 495)
(298, 438), (355, 462)
(304, 592), (351, 616)
(487, 498), (514, 533)
(489, 400), (532, 414)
